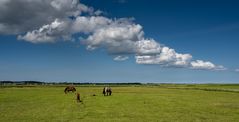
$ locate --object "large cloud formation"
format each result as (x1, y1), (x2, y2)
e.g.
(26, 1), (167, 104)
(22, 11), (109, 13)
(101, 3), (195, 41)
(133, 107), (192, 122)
(0, 0), (95, 34)
(0, 0), (225, 70)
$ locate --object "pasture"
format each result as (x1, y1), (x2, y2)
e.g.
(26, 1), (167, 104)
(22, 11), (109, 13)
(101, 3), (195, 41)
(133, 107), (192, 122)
(1, 84), (239, 122)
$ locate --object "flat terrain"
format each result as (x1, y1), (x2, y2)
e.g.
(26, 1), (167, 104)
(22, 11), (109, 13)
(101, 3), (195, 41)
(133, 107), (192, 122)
(1, 84), (239, 122)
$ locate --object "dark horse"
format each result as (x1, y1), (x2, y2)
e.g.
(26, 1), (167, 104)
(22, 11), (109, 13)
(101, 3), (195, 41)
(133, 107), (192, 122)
(64, 86), (76, 94)
(103, 87), (112, 96)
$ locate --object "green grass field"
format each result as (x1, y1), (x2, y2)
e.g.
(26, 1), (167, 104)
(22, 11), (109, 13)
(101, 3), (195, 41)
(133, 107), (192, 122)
(1, 85), (239, 122)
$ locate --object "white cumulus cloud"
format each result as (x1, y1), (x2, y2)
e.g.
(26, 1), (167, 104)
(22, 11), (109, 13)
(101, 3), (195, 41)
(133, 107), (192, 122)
(0, 0), (96, 34)
(85, 22), (143, 54)
(0, 0), (226, 71)
(18, 19), (71, 43)
(190, 60), (226, 70)
(17, 16), (111, 43)
(135, 46), (192, 67)
(72, 16), (112, 34)
(135, 39), (161, 55)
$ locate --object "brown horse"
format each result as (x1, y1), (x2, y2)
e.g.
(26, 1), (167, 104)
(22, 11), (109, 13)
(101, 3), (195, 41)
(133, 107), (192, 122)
(103, 87), (112, 96)
(64, 86), (76, 94)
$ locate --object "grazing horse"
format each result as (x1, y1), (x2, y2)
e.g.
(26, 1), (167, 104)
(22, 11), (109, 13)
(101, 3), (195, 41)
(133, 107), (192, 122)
(103, 87), (112, 96)
(64, 86), (76, 94)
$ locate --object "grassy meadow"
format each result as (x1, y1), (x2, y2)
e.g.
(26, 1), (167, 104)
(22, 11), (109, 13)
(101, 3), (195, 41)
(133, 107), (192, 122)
(1, 84), (239, 122)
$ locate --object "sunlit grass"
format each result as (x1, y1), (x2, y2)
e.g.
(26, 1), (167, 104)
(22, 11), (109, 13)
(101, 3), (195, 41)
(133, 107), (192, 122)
(1, 85), (239, 121)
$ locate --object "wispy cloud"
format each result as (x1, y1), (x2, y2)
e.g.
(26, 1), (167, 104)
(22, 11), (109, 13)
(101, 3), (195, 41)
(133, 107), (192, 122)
(114, 56), (129, 61)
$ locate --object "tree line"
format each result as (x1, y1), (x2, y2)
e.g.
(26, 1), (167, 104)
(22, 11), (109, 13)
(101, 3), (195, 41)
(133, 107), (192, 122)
(0, 81), (142, 86)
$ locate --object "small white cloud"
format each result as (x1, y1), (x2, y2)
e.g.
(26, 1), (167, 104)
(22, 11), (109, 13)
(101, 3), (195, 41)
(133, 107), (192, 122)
(190, 60), (226, 71)
(235, 69), (239, 72)
(94, 10), (103, 15)
(113, 56), (129, 61)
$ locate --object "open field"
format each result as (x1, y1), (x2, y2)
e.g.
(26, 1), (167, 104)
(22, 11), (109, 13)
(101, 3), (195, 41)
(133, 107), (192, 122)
(1, 84), (239, 122)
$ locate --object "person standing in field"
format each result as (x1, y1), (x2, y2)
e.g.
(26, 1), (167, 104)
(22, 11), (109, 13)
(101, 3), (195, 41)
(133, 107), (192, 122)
(76, 92), (81, 102)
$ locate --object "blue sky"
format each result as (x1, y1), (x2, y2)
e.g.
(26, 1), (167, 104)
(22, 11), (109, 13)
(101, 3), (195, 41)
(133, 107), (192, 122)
(0, 0), (239, 83)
